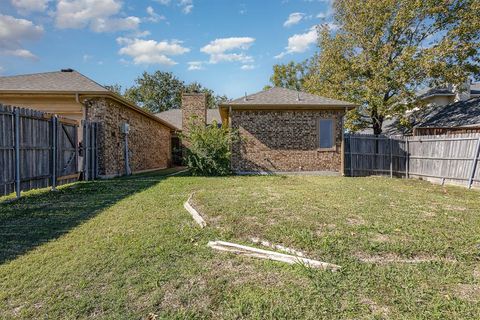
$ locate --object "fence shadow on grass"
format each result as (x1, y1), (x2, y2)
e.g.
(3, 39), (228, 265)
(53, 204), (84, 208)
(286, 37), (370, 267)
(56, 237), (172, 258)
(0, 168), (182, 265)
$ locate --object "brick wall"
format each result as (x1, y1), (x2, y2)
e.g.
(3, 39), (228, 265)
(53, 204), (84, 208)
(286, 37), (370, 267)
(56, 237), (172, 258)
(231, 109), (345, 173)
(182, 93), (206, 135)
(86, 97), (171, 177)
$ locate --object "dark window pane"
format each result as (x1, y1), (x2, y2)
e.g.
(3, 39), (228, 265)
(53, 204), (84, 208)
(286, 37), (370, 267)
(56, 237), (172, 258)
(319, 119), (334, 148)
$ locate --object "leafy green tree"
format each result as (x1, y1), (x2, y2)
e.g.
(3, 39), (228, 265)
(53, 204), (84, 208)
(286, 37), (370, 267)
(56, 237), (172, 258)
(104, 84), (123, 95)
(124, 72), (229, 113)
(304, 0), (480, 134)
(269, 61), (307, 91)
(124, 71), (184, 113)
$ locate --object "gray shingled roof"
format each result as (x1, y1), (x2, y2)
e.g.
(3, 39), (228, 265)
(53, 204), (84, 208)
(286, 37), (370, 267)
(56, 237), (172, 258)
(155, 108), (221, 130)
(0, 70), (108, 92)
(416, 97), (480, 128)
(358, 97), (480, 135)
(221, 87), (355, 107)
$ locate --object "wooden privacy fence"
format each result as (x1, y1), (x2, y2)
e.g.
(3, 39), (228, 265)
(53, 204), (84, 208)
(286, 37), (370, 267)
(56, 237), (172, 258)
(345, 133), (480, 189)
(0, 104), (81, 198)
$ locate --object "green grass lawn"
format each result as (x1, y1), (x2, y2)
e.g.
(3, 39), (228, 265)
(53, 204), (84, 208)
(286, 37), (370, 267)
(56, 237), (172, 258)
(1, 170), (479, 319)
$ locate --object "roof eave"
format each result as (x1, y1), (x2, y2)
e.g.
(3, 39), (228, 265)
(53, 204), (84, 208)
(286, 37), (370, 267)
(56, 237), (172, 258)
(0, 89), (178, 131)
(218, 103), (357, 110)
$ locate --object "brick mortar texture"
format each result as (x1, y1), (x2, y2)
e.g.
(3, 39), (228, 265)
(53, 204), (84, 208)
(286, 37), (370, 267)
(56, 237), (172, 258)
(86, 98), (171, 177)
(231, 109), (344, 172)
(182, 94), (207, 135)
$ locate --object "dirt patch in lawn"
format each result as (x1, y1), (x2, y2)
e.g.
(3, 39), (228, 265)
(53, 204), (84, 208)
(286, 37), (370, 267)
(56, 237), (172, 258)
(371, 234), (390, 243)
(346, 216), (365, 226)
(454, 284), (480, 302)
(360, 297), (390, 318)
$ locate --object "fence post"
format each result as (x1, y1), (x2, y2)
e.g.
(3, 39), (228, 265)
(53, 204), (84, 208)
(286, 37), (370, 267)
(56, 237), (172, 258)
(468, 137), (480, 189)
(389, 137), (393, 178)
(405, 137), (409, 179)
(84, 121), (89, 181)
(14, 108), (21, 199)
(349, 134), (354, 177)
(51, 115), (57, 191)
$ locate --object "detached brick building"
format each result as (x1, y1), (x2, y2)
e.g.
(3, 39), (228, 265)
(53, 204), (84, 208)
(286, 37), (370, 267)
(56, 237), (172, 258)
(0, 69), (176, 178)
(219, 87), (356, 174)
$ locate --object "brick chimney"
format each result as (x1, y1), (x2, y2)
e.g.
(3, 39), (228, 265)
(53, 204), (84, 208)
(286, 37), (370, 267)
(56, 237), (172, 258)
(182, 93), (207, 134)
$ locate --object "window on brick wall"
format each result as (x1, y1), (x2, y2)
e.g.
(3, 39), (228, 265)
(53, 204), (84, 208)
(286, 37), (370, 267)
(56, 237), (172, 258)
(318, 118), (335, 150)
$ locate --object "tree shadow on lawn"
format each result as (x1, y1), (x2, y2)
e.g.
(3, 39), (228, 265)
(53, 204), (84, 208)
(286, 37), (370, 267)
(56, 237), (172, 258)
(0, 168), (182, 265)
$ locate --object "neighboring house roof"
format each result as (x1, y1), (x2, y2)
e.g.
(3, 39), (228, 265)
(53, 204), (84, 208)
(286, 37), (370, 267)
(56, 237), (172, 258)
(418, 82), (480, 100)
(0, 69), (108, 93)
(155, 108), (222, 131)
(357, 97), (480, 135)
(417, 87), (455, 99)
(415, 97), (480, 128)
(220, 87), (356, 108)
(471, 83), (480, 96)
(0, 69), (176, 130)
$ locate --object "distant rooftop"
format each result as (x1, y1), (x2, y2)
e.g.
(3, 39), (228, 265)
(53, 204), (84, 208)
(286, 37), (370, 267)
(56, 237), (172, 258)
(418, 82), (480, 99)
(0, 69), (109, 93)
(416, 97), (480, 128)
(358, 97), (480, 135)
(221, 87), (355, 107)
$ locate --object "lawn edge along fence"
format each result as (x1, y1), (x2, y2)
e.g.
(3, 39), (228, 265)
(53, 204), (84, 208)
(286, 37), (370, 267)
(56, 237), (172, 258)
(345, 133), (480, 189)
(0, 104), (98, 198)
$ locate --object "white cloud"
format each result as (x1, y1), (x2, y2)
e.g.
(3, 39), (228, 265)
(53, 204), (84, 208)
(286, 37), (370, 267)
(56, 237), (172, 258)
(201, 37), (255, 64)
(179, 0), (193, 14)
(55, 0), (140, 32)
(146, 6), (165, 23)
(156, 0), (193, 14)
(275, 26), (318, 58)
(2, 49), (37, 59)
(117, 37), (190, 65)
(284, 12), (304, 27)
(11, 0), (51, 14)
(241, 64), (255, 70)
(0, 14), (43, 59)
(187, 61), (204, 70)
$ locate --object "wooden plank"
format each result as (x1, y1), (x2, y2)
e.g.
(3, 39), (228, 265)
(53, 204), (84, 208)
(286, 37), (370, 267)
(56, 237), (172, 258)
(208, 240), (341, 271)
(184, 193), (207, 228)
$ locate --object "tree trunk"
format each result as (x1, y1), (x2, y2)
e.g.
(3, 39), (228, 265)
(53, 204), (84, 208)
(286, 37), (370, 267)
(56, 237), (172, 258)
(371, 109), (384, 135)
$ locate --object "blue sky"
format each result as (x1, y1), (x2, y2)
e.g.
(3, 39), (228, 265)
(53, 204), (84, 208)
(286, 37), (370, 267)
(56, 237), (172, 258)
(0, 0), (334, 98)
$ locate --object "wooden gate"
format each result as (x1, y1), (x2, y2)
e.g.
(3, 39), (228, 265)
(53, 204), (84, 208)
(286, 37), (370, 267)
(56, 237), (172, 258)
(55, 117), (79, 186)
(0, 105), (80, 198)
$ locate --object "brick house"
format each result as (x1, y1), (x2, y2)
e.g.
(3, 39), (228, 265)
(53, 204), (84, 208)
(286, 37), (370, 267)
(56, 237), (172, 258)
(0, 69), (176, 178)
(157, 88), (356, 174)
(219, 87), (356, 174)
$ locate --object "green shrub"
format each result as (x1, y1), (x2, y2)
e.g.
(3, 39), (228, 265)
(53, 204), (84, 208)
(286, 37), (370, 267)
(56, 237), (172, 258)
(182, 120), (238, 176)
